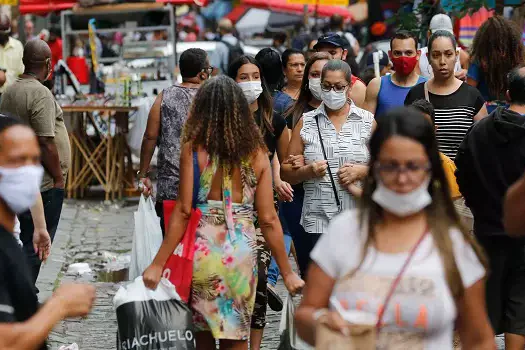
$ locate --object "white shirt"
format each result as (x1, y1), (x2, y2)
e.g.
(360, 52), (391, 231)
(0, 37), (24, 93)
(419, 46), (462, 79)
(300, 104), (373, 234)
(311, 210), (485, 349)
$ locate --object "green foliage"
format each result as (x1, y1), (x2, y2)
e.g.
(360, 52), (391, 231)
(386, 0), (490, 39)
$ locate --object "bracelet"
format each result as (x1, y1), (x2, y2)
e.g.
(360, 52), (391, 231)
(313, 308), (329, 323)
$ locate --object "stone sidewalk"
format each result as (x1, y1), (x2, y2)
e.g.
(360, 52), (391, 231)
(37, 199), (289, 350)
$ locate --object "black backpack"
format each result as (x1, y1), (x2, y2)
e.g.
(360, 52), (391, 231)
(221, 40), (244, 73)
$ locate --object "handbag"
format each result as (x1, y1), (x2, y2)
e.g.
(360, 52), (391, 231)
(314, 114), (342, 213)
(278, 294), (313, 350)
(315, 229), (428, 349)
(162, 152), (202, 303)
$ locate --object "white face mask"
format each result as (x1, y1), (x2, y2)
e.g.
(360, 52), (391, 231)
(372, 178), (432, 217)
(238, 81), (263, 104)
(321, 89), (348, 110)
(308, 78), (323, 101)
(0, 165), (44, 214)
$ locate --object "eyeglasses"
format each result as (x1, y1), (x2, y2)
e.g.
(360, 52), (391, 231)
(374, 162), (431, 182)
(321, 84), (349, 93)
(203, 66), (214, 75)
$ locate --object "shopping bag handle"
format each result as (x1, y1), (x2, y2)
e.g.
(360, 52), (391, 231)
(192, 152), (201, 209)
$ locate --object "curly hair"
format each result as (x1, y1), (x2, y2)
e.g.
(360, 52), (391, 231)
(182, 76), (267, 166)
(470, 16), (525, 100)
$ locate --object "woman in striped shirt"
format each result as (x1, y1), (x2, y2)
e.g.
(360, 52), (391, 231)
(405, 30), (487, 160)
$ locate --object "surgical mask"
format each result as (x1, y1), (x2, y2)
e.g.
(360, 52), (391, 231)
(372, 178), (432, 217)
(238, 81), (263, 104)
(321, 89), (347, 110)
(0, 165), (43, 214)
(73, 47), (85, 57)
(308, 78), (323, 101)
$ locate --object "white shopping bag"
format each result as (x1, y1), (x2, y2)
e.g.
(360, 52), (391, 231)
(278, 294), (313, 350)
(128, 195), (163, 280)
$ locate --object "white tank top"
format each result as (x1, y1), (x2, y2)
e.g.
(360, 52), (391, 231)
(419, 46), (462, 79)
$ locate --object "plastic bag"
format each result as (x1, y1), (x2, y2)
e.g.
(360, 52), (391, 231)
(278, 294), (312, 350)
(129, 195), (163, 280)
(114, 277), (196, 350)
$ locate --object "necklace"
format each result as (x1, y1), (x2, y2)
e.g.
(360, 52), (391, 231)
(23, 72), (39, 80)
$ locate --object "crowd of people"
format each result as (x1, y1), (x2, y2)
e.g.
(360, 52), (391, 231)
(2, 8), (525, 350)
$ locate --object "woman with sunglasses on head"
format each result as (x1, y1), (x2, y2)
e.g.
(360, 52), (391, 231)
(295, 107), (495, 349)
(227, 55), (305, 350)
(404, 30), (488, 161)
(282, 59), (375, 274)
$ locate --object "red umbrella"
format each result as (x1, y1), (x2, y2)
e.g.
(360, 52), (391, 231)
(20, 0), (76, 15)
(241, 0), (353, 20)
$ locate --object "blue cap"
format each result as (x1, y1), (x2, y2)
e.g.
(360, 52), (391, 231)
(314, 33), (346, 50)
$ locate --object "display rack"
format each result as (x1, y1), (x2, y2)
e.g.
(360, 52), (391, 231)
(60, 2), (176, 76)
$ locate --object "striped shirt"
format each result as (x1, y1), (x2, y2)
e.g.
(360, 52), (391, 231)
(405, 82), (485, 159)
(300, 103), (374, 235)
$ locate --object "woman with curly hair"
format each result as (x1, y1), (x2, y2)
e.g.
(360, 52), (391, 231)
(142, 76), (303, 350)
(467, 15), (525, 113)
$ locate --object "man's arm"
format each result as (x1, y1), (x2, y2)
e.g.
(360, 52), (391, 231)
(349, 79), (366, 108)
(363, 77), (380, 114)
(504, 174), (525, 237)
(31, 97), (64, 188)
(38, 137), (64, 188)
(0, 283), (95, 350)
(30, 193), (51, 261)
(138, 93), (162, 196)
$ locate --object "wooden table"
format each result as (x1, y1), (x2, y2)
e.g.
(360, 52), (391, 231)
(63, 105), (139, 201)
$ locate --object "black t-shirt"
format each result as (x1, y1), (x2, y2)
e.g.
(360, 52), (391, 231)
(255, 109), (287, 160)
(285, 103), (316, 130)
(0, 225), (45, 349)
(404, 82), (485, 159)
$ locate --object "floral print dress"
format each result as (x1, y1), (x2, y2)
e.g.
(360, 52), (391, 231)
(191, 156), (258, 340)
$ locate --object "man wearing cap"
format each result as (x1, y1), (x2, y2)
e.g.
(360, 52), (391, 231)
(418, 13), (469, 80)
(0, 14), (24, 96)
(365, 49), (392, 77)
(314, 33), (367, 107)
(365, 30), (427, 116)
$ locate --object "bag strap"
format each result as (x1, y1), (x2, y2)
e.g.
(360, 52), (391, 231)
(376, 227), (428, 330)
(192, 152), (200, 209)
(424, 81), (430, 102)
(314, 114), (342, 212)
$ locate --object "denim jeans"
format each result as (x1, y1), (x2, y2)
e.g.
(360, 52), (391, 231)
(280, 190), (319, 278)
(267, 204), (293, 286)
(19, 188), (65, 285)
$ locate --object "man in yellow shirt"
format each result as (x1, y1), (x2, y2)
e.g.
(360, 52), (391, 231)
(410, 99), (462, 199)
(0, 15), (24, 95)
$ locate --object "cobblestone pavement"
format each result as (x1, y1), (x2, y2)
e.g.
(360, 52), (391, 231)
(38, 199), (290, 350)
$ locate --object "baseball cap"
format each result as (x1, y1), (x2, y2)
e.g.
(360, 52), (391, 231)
(366, 50), (390, 70)
(313, 33), (346, 50)
(429, 14), (454, 34)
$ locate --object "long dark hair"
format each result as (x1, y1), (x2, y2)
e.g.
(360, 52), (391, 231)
(285, 52), (331, 128)
(228, 55), (274, 136)
(357, 107), (487, 299)
(470, 16), (525, 100)
(183, 76), (267, 165)
(255, 48), (284, 92)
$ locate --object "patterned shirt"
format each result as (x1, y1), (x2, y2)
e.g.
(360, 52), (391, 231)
(157, 85), (198, 201)
(300, 103), (374, 234)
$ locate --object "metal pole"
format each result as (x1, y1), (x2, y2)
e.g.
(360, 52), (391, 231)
(168, 4), (177, 79)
